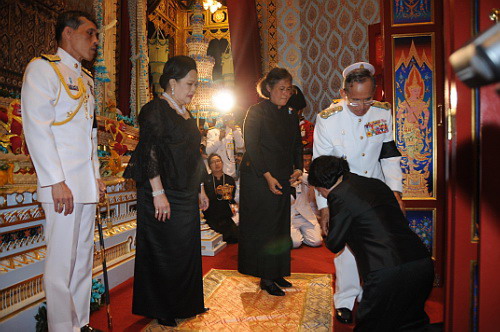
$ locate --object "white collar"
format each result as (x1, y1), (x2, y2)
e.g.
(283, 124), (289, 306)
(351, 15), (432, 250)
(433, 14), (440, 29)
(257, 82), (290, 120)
(57, 47), (82, 75)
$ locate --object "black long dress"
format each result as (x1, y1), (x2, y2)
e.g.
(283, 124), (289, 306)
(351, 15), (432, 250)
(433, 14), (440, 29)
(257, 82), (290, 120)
(203, 172), (238, 243)
(238, 99), (303, 279)
(124, 98), (206, 320)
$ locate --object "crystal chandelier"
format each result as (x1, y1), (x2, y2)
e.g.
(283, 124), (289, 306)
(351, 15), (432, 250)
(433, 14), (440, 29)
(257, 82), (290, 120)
(203, 0), (222, 13)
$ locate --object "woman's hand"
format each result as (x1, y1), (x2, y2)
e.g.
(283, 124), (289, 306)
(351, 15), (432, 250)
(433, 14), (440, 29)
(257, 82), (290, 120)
(289, 169), (302, 186)
(154, 194), (171, 222)
(264, 172), (282, 195)
(199, 187), (209, 211)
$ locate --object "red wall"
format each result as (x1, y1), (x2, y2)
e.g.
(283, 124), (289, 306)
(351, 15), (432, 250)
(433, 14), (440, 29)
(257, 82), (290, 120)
(443, 0), (477, 330)
(478, 1), (500, 330)
(444, 0), (500, 330)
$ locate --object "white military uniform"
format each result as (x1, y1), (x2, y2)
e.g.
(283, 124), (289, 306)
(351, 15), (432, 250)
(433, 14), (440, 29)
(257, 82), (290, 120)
(313, 98), (402, 310)
(206, 126), (244, 178)
(21, 48), (100, 332)
(290, 173), (322, 248)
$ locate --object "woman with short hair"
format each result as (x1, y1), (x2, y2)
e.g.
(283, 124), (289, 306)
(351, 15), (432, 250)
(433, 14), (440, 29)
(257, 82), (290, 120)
(238, 68), (303, 296)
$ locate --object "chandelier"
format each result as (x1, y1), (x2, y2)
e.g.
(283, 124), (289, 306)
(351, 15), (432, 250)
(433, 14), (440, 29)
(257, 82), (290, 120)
(203, 0), (222, 13)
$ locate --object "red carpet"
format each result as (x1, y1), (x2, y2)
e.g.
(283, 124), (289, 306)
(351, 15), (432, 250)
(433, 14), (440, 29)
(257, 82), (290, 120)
(89, 243), (443, 331)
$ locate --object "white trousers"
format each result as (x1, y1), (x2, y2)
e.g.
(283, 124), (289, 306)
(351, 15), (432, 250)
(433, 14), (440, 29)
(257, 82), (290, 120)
(291, 214), (322, 248)
(42, 203), (96, 332)
(334, 246), (363, 310)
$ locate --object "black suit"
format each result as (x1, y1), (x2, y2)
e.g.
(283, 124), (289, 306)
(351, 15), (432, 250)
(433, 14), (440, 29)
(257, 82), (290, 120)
(326, 173), (433, 331)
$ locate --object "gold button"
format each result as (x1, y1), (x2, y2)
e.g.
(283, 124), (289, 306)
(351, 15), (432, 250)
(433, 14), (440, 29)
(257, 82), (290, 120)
(360, 136), (364, 140)
(364, 171), (368, 174)
(362, 153), (365, 157)
(358, 118), (362, 122)
(74, 63), (78, 68)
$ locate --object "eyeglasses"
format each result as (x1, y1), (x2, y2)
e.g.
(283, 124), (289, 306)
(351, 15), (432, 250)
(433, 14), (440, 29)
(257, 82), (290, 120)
(346, 99), (374, 107)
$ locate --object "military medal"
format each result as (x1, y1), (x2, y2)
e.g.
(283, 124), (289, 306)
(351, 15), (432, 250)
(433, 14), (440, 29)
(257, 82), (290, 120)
(364, 119), (388, 137)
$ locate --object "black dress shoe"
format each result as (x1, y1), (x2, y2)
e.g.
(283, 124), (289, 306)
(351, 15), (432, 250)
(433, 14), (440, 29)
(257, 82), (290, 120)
(158, 317), (177, 327)
(260, 279), (285, 296)
(335, 307), (353, 324)
(273, 277), (292, 288)
(81, 325), (103, 332)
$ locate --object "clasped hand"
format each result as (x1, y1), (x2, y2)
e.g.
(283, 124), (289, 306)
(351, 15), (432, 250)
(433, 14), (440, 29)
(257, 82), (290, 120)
(289, 169), (302, 187)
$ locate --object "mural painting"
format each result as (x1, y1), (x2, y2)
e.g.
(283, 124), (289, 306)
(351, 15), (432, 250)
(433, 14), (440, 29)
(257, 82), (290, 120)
(393, 0), (433, 25)
(406, 209), (435, 256)
(394, 35), (434, 198)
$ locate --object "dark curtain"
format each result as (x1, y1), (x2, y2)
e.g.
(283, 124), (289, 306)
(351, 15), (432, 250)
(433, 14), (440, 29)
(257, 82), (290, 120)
(118, 0), (132, 116)
(226, 0), (263, 117)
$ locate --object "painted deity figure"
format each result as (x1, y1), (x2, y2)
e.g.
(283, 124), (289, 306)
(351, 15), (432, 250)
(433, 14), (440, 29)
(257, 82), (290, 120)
(397, 66), (432, 197)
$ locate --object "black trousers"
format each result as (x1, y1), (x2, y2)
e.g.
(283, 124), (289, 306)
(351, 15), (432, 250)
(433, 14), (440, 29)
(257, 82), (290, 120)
(355, 257), (434, 332)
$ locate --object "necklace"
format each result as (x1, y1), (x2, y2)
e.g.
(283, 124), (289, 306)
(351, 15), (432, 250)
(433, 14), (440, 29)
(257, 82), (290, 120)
(213, 173), (225, 200)
(162, 92), (186, 115)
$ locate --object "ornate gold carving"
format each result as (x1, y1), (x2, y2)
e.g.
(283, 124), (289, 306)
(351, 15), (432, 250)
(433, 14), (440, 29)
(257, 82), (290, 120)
(0, 248), (47, 274)
(93, 236), (135, 269)
(0, 274), (44, 318)
(0, 206), (45, 226)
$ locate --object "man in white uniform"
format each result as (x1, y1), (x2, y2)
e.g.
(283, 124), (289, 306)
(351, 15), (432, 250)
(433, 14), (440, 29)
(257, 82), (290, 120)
(290, 149), (322, 248)
(290, 173), (322, 248)
(206, 114), (244, 178)
(21, 11), (105, 332)
(313, 62), (404, 324)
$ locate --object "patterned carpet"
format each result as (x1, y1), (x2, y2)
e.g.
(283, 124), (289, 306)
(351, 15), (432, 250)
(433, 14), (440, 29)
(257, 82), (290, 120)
(143, 269), (333, 331)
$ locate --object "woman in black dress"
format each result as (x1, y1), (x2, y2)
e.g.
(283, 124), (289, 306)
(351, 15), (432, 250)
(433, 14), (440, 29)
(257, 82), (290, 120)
(203, 153), (238, 243)
(124, 56), (209, 327)
(238, 68), (303, 296)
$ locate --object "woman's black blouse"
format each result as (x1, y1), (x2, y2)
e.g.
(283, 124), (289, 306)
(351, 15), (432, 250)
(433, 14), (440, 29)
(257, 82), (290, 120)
(124, 98), (206, 191)
(240, 99), (303, 180)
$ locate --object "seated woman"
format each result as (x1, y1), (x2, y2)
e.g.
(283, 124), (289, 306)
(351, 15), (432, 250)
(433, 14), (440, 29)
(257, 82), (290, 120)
(203, 153), (239, 243)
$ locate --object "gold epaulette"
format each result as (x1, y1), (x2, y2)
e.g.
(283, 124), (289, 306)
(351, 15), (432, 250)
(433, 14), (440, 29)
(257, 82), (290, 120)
(372, 101), (391, 110)
(82, 67), (93, 78)
(331, 99), (342, 104)
(320, 105), (343, 119)
(28, 57), (41, 65)
(41, 54), (61, 62)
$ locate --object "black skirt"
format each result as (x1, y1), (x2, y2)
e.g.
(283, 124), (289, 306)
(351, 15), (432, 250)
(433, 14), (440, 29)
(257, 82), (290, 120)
(238, 171), (292, 279)
(132, 186), (204, 320)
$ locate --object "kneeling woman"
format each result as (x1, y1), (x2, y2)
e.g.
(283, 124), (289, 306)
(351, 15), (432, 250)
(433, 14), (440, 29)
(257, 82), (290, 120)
(203, 153), (239, 243)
